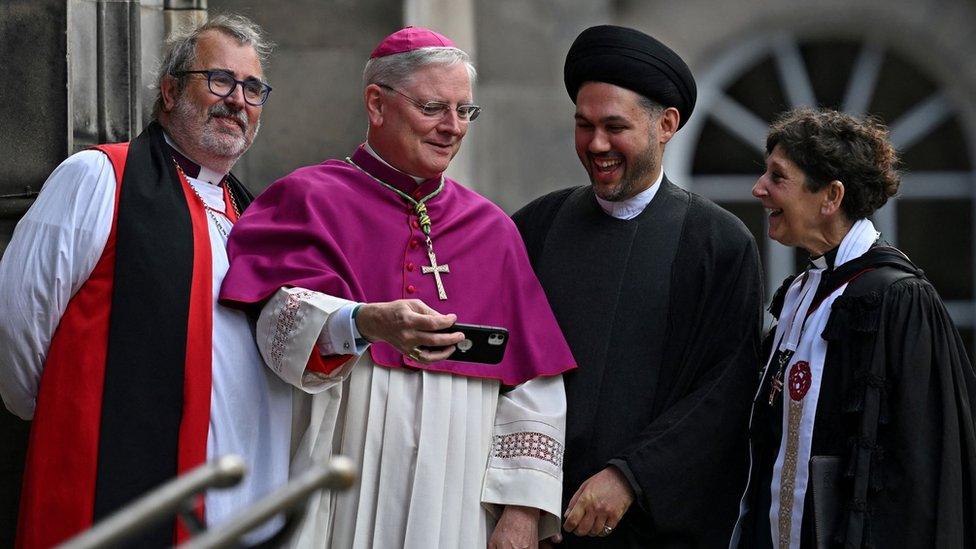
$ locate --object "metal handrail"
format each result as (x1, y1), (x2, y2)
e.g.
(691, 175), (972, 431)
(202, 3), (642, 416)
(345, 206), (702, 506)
(57, 455), (246, 549)
(179, 456), (357, 549)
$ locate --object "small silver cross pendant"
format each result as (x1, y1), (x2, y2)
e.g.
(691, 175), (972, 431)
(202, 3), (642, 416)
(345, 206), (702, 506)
(422, 248), (450, 300)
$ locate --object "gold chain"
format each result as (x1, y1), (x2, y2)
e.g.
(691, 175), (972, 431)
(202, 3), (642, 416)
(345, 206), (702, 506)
(344, 157), (443, 236)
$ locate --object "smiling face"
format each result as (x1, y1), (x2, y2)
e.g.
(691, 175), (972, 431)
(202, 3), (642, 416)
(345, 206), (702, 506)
(160, 30), (264, 171)
(366, 63), (472, 179)
(574, 82), (677, 202)
(753, 144), (835, 251)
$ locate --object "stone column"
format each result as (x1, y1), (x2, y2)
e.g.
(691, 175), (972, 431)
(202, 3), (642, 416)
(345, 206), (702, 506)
(404, 0), (476, 188)
(206, 0), (401, 189)
(164, 0), (207, 36)
(469, 0), (611, 211)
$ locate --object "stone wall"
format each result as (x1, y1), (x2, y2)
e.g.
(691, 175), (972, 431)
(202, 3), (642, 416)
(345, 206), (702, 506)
(207, 0), (402, 190)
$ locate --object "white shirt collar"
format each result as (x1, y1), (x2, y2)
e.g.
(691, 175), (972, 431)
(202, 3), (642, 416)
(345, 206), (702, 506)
(594, 169), (664, 220)
(163, 132), (227, 186)
(364, 142), (424, 183)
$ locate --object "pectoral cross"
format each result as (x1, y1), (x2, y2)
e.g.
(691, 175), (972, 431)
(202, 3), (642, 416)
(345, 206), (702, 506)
(422, 246), (450, 300)
(768, 369), (785, 406)
(767, 349), (794, 405)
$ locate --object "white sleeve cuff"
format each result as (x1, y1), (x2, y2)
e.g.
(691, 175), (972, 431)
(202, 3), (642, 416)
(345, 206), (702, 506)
(316, 303), (369, 356)
(481, 376), (567, 538)
(257, 287), (362, 393)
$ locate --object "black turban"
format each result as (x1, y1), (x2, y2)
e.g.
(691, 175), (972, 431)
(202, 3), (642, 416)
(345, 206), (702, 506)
(564, 25), (697, 129)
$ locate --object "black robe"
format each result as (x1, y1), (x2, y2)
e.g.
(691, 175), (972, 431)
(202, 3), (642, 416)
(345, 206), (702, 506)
(513, 179), (763, 547)
(737, 245), (976, 548)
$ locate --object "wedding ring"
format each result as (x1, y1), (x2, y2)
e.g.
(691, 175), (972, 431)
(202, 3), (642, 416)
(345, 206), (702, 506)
(408, 347), (423, 361)
(602, 525), (613, 536)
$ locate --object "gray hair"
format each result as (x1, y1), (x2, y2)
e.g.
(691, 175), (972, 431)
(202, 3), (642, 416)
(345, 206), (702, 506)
(151, 13), (274, 119)
(363, 46), (476, 90)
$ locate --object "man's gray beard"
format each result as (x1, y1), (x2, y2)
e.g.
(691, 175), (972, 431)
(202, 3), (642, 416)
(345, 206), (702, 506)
(170, 94), (259, 161)
(591, 148), (658, 202)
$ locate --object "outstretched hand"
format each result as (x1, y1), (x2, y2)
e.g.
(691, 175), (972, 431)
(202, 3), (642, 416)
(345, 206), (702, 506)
(355, 299), (464, 363)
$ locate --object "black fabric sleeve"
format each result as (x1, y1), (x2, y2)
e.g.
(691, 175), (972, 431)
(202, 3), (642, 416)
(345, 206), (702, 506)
(607, 458), (644, 504)
(857, 279), (976, 547)
(611, 205), (764, 544)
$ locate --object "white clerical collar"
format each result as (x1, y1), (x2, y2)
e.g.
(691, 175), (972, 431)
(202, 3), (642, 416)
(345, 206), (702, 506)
(595, 169), (664, 220)
(364, 142), (424, 183)
(163, 132), (226, 185)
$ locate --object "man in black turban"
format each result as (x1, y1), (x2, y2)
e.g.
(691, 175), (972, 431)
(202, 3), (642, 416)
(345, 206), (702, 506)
(513, 25), (763, 547)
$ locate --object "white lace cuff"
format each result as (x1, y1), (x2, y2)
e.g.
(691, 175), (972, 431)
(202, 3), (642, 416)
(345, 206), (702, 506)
(257, 287), (361, 393)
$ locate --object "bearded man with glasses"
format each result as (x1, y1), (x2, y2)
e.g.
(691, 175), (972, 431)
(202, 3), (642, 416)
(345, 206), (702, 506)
(219, 26), (576, 548)
(0, 14), (290, 548)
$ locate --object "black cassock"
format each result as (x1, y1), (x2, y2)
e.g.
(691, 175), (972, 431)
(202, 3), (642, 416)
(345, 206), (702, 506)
(513, 179), (763, 547)
(738, 245), (976, 548)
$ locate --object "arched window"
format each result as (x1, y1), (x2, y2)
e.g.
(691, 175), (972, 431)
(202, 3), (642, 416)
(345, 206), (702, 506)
(666, 33), (976, 354)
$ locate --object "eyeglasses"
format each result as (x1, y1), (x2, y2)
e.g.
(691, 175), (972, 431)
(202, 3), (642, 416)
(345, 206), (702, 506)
(378, 84), (481, 122)
(174, 69), (273, 106)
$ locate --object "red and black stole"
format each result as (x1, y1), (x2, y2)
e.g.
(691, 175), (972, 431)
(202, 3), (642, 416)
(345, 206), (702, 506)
(16, 121), (253, 548)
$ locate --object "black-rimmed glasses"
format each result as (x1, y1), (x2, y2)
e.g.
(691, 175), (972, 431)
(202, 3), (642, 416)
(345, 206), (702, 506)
(378, 84), (481, 122)
(174, 69), (272, 106)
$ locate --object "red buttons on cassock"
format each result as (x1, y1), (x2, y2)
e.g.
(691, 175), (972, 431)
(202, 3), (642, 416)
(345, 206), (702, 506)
(406, 262), (415, 272)
(409, 238), (419, 249)
(411, 219), (420, 229)
(412, 188), (424, 199)
(406, 285), (416, 294)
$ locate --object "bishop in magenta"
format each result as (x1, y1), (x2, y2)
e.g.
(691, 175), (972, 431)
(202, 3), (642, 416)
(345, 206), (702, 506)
(220, 27), (576, 548)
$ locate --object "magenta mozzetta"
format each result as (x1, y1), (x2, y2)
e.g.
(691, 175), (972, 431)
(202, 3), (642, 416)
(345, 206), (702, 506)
(219, 144), (576, 385)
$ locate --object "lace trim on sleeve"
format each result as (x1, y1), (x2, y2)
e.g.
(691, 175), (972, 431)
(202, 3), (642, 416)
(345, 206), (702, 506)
(493, 431), (564, 468)
(268, 290), (314, 374)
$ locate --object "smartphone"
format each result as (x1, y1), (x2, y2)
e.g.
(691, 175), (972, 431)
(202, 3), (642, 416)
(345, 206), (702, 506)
(428, 323), (509, 364)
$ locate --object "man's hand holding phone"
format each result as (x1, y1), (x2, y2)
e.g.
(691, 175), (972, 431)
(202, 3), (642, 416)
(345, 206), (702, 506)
(354, 300), (464, 364)
(354, 300), (509, 365)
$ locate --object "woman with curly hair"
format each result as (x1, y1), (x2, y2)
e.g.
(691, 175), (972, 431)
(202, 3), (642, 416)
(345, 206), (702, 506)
(731, 108), (976, 548)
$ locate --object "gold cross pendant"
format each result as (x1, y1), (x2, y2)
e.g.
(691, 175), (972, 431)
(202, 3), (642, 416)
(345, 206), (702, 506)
(422, 247), (450, 300)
